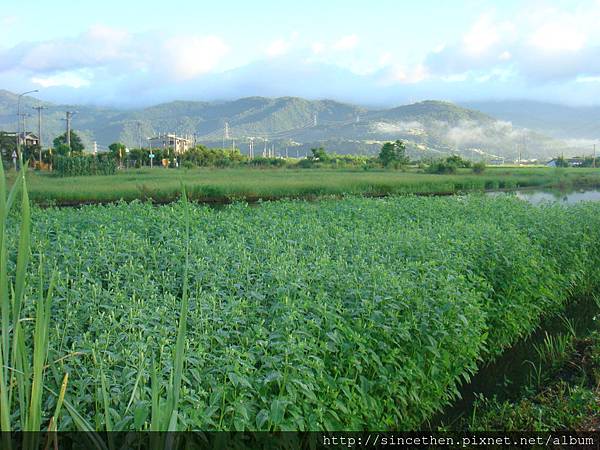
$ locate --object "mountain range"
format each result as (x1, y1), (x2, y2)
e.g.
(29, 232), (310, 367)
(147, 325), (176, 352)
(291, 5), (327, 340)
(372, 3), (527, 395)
(1, 90), (596, 161)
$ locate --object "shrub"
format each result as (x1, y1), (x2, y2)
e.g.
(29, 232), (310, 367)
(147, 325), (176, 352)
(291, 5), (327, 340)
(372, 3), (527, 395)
(472, 161), (486, 174)
(53, 155), (117, 177)
(425, 160), (458, 174)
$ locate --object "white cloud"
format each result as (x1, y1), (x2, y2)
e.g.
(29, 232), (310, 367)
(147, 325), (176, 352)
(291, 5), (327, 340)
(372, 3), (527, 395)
(463, 14), (502, 54)
(162, 35), (229, 80)
(332, 34), (359, 51)
(498, 51), (511, 61)
(424, 3), (600, 84)
(379, 52), (392, 66)
(528, 22), (586, 52)
(379, 64), (428, 84)
(0, 26), (231, 84)
(31, 71), (91, 88)
(311, 42), (324, 54)
(265, 39), (291, 57)
(0, 15), (17, 27)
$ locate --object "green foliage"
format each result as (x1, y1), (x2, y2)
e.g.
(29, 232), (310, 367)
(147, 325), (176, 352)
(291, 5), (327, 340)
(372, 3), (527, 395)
(378, 140), (409, 167)
(310, 147), (329, 161)
(15, 166), (600, 205)
(446, 154), (472, 168)
(554, 156), (570, 168)
(0, 132), (17, 161)
(4, 194), (600, 431)
(248, 157), (288, 168)
(472, 162), (486, 174)
(0, 157), (66, 437)
(53, 144), (71, 157)
(181, 145), (246, 167)
(53, 131), (84, 155)
(425, 160), (458, 174)
(426, 155), (472, 174)
(462, 331), (600, 431)
(54, 155), (117, 177)
(108, 142), (127, 159)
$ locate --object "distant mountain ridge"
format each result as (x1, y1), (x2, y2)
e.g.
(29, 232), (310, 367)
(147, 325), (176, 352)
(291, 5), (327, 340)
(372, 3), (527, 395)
(0, 90), (580, 160)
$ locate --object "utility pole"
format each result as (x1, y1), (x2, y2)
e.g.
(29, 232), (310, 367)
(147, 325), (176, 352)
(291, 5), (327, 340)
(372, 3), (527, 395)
(313, 113), (318, 127)
(64, 111), (77, 150)
(593, 144), (596, 168)
(223, 122), (229, 148)
(16, 90), (38, 162)
(137, 121), (142, 149)
(18, 113), (31, 139)
(249, 138), (254, 159)
(93, 141), (98, 155)
(32, 105), (47, 163)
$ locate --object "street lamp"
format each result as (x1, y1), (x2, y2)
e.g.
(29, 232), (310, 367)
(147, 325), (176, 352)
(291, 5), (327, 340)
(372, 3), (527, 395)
(16, 89), (39, 166)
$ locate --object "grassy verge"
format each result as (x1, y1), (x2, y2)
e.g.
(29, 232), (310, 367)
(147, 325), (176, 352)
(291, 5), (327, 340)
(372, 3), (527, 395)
(6, 166), (600, 205)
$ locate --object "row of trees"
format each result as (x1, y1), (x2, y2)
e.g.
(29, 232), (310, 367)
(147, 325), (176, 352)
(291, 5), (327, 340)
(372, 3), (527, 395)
(0, 131), (85, 165)
(2, 130), (488, 175)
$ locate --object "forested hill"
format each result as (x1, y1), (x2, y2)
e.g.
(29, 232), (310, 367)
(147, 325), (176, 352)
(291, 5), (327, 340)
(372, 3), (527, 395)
(0, 90), (575, 159)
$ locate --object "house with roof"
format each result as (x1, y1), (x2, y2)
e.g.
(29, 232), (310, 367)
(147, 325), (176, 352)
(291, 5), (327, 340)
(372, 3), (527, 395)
(148, 133), (192, 154)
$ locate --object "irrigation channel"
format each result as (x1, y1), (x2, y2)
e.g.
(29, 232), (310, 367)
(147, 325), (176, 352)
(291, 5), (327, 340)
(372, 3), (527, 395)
(433, 295), (599, 428)
(429, 188), (600, 427)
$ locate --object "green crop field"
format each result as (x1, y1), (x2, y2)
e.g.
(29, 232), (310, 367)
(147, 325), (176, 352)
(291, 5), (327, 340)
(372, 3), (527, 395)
(8, 166), (600, 205)
(3, 163), (600, 432)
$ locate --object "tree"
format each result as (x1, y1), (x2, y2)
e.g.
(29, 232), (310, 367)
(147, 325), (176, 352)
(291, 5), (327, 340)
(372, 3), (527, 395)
(378, 140), (409, 167)
(53, 144), (71, 157)
(0, 132), (17, 161)
(109, 142), (127, 159)
(53, 131), (84, 155)
(310, 147), (329, 161)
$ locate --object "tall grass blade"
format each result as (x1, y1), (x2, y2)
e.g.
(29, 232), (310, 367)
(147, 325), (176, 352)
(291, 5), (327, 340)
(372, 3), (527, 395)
(166, 183), (190, 432)
(0, 159), (11, 436)
(62, 399), (108, 450)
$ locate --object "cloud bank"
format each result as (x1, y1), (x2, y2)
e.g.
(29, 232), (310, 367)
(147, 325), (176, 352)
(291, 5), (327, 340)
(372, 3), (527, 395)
(3, 2), (600, 106)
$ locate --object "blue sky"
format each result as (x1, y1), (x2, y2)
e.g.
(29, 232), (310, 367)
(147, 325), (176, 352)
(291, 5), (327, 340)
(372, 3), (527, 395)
(2, 0), (600, 107)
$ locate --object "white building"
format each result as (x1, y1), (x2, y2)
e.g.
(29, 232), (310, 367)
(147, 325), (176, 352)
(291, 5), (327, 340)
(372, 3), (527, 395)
(148, 133), (192, 154)
(2, 131), (40, 147)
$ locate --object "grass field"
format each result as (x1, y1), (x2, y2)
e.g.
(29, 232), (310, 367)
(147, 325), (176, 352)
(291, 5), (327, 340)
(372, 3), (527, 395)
(10, 166), (600, 205)
(4, 193), (600, 432)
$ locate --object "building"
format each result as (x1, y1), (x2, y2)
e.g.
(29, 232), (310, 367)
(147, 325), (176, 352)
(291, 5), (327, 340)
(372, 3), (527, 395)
(1, 131), (40, 147)
(546, 157), (584, 167)
(148, 133), (192, 154)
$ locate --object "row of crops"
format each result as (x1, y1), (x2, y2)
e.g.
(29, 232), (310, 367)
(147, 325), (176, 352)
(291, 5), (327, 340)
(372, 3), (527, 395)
(5, 191), (600, 431)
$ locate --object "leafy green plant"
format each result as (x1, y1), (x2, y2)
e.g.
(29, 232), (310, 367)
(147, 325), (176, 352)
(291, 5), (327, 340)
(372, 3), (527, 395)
(7, 193), (599, 431)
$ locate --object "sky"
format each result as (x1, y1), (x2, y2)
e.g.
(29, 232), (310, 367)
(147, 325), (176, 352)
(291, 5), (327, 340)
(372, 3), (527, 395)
(2, 0), (600, 107)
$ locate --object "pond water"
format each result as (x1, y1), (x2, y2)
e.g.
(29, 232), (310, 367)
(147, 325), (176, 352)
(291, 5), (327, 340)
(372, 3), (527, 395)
(488, 188), (600, 205)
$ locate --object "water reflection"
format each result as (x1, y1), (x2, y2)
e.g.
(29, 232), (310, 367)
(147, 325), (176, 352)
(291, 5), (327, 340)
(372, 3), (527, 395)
(488, 189), (600, 205)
